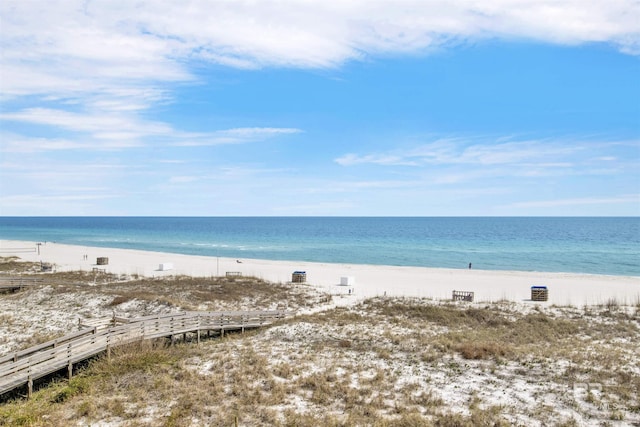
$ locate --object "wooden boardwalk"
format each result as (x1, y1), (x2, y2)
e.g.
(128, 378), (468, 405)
(0, 277), (43, 293)
(0, 310), (286, 397)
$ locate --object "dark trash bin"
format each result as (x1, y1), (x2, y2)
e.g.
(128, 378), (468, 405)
(292, 271), (306, 283)
(531, 286), (548, 302)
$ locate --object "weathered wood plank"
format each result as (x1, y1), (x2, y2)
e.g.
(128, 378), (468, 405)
(0, 277), (43, 292)
(452, 290), (474, 302)
(0, 310), (287, 396)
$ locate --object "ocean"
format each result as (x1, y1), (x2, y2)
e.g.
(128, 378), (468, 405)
(0, 217), (638, 276)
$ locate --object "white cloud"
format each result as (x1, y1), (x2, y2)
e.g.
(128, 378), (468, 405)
(221, 128), (302, 137)
(508, 194), (639, 208)
(2, 1), (636, 154)
(0, 108), (172, 150)
(1, 1), (638, 216)
(271, 201), (357, 214)
(0, 108), (171, 135)
(172, 127), (303, 147)
(0, 110), (302, 151)
(335, 137), (630, 168)
(3, 193), (117, 203)
(0, 193), (120, 215)
(334, 153), (418, 166)
(457, 140), (581, 165)
(168, 176), (199, 184)
(0, 133), (88, 152)
(333, 136), (640, 191)
(1, 0), (637, 101)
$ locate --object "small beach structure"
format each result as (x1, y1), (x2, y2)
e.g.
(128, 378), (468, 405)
(292, 271), (306, 283)
(96, 257), (109, 265)
(340, 276), (355, 286)
(158, 263), (173, 271)
(531, 285), (549, 302)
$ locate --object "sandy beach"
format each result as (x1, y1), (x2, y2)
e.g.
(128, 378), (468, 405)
(2, 239), (640, 426)
(2, 239), (638, 307)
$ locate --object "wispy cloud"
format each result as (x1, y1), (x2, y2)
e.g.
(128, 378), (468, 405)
(335, 137), (572, 167)
(1, 1), (638, 216)
(270, 200), (358, 214)
(335, 136), (635, 169)
(174, 128), (303, 147)
(221, 128), (302, 137)
(3, 193), (118, 203)
(2, 2), (636, 152)
(2, 1), (637, 101)
(334, 153), (418, 167)
(168, 176), (200, 184)
(507, 194), (639, 208)
(0, 193), (122, 215)
(0, 118), (302, 152)
(0, 108), (171, 139)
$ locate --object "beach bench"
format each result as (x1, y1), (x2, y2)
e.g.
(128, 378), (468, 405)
(452, 290), (474, 302)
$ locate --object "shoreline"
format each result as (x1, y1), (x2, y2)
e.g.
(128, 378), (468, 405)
(2, 239), (639, 307)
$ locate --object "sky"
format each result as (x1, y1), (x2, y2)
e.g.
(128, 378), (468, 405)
(1, 1), (639, 216)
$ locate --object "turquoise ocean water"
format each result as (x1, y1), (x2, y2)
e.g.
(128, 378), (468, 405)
(0, 217), (638, 276)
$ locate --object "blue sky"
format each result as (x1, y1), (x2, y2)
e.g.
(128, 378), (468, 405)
(1, 1), (639, 216)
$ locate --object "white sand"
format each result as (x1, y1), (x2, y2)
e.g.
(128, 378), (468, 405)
(2, 239), (639, 307)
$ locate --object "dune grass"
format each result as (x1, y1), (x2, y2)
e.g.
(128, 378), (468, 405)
(1, 296), (638, 426)
(1, 259), (638, 425)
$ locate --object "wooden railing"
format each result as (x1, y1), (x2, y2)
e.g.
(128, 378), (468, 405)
(452, 290), (474, 302)
(0, 310), (286, 397)
(0, 277), (43, 292)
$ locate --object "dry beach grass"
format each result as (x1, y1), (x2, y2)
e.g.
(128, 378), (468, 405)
(0, 257), (639, 426)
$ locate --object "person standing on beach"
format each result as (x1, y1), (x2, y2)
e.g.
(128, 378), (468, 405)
(469, 262), (472, 269)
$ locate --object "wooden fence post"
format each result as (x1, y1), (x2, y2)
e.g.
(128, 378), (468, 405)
(196, 315), (201, 344)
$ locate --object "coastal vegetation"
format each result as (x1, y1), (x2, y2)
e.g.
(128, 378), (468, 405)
(0, 259), (639, 426)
